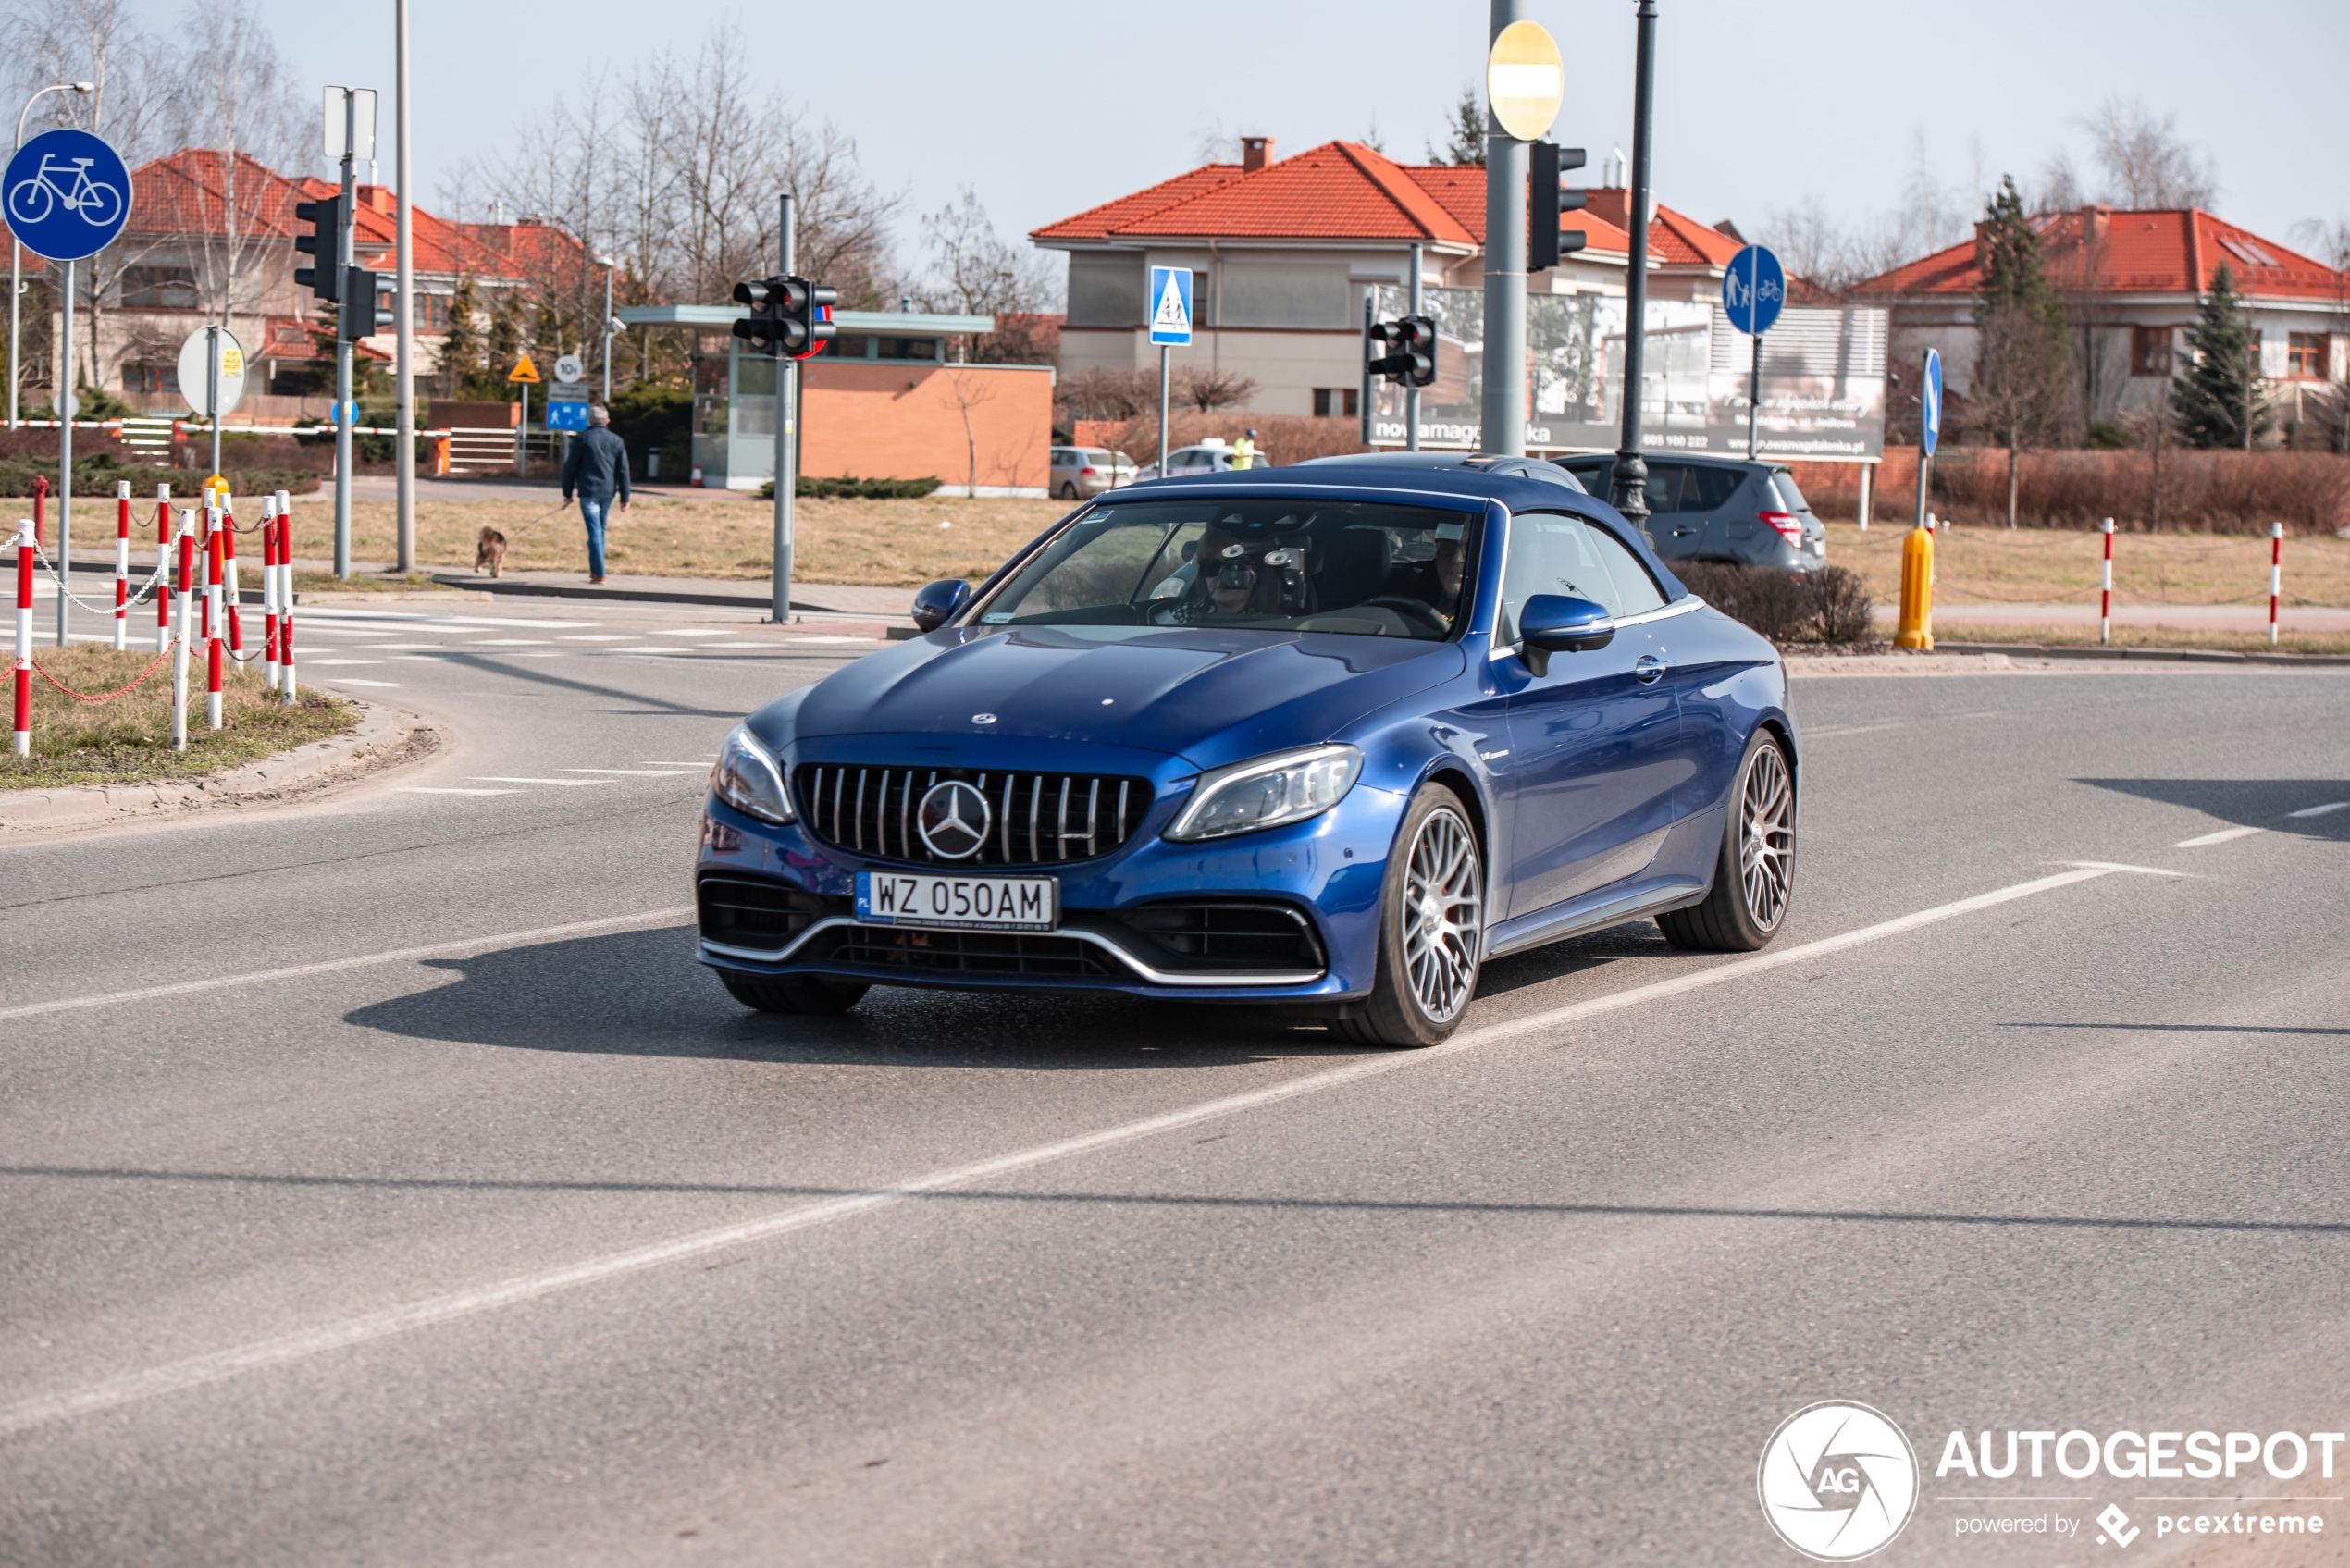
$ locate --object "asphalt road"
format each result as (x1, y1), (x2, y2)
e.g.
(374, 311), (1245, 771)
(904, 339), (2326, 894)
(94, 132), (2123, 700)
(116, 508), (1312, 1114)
(4, 615), (2347, 1567)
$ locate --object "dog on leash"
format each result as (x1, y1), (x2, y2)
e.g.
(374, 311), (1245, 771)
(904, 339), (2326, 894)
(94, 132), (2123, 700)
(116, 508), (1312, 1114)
(475, 526), (508, 578)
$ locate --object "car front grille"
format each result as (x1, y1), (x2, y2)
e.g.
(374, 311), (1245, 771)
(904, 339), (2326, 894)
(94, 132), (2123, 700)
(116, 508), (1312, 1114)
(794, 765), (1155, 868)
(698, 875), (835, 953)
(821, 926), (1120, 978)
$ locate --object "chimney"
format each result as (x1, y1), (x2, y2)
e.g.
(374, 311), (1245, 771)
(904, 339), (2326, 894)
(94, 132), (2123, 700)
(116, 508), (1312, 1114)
(362, 184), (394, 216)
(2083, 204), (2112, 244)
(1241, 136), (1273, 173)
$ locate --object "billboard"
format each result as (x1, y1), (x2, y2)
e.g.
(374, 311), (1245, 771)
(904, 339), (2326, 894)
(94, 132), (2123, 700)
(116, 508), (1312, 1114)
(1370, 286), (1888, 462)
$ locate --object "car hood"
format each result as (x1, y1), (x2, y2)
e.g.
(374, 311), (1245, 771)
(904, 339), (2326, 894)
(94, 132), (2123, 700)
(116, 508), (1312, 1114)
(778, 627), (1465, 772)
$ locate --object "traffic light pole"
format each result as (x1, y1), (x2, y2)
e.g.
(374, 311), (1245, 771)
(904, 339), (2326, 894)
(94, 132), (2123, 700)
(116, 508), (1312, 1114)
(1609, 0), (1658, 531)
(1406, 242), (1423, 452)
(771, 192), (794, 626)
(1480, 0), (1528, 457)
(334, 90), (356, 580)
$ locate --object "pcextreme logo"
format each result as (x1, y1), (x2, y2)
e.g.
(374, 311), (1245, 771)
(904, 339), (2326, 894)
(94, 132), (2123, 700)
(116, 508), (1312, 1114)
(1759, 1401), (1921, 1561)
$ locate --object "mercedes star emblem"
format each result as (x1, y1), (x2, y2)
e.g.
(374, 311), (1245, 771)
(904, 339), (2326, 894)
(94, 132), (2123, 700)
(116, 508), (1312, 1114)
(916, 779), (993, 859)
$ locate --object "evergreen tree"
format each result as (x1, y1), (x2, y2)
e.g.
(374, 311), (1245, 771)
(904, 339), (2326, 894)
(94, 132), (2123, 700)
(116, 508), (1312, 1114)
(486, 290), (524, 401)
(439, 276), (491, 399)
(2172, 263), (2270, 450)
(1428, 88), (1486, 167)
(1969, 176), (2070, 525)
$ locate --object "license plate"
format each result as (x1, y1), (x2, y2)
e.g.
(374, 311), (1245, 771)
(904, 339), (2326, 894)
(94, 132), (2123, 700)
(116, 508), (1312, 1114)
(855, 870), (1058, 932)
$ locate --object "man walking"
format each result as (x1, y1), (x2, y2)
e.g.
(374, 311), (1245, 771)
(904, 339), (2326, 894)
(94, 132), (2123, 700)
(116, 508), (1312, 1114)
(561, 406), (631, 584)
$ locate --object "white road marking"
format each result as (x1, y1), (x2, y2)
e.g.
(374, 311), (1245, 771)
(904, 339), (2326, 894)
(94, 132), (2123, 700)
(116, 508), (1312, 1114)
(396, 787), (523, 796)
(655, 629), (733, 638)
(0, 907), (693, 1026)
(306, 660), (384, 666)
(642, 760), (715, 767)
(783, 636), (874, 645)
(2173, 825), (2265, 847)
(0, 864), (2148, 1437)
(558, 635), (632, 641)
(467, 638), (554, 647)
(324, 678), (401, 687)
(469, 776), (610, 786)
(2287, 801), (2347, 819)
(563, 768), (699, 776)
(297, 610), (602, 629)
(606, 647), (688, 654)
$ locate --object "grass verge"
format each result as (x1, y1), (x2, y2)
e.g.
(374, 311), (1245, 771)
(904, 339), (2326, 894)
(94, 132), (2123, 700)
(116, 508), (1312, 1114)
(1935, 623), (2350, 656)
(1, 646), (357, 790)
(1825, 522), (2350, 608)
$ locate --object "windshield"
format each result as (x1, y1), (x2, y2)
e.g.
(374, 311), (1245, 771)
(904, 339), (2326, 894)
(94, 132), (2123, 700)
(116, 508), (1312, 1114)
(971, 497), (1483, 641)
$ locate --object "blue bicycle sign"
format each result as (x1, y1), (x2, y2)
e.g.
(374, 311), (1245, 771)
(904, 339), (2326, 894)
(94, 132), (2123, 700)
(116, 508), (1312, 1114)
(5, 128), (131, 261)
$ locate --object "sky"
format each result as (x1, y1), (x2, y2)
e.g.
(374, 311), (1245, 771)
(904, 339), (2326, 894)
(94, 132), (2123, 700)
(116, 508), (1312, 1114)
(202, 0), (2350, 282)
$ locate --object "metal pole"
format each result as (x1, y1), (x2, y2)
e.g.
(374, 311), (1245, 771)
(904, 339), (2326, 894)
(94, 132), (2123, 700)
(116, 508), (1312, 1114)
(1480, 0), (1528, 457)
(770, 193), (795, 625)
(1359, 292), (1374, 448)
(56, 258), (72, 647)
(601, 262), (615, 404)
(207, 322), (221, 481)
(1407, 241), (1424, 451)
(515, 384), (527, 476)
(1609, 0), (1658, 530)
(393, 0), (415, 573)
(1157, 344), (1170, 476)
(334, 90), (354, 580)
(1747, 327), (1761, 460)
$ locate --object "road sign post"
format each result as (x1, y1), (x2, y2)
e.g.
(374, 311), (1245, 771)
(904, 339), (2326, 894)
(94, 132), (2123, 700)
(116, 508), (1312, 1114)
(508, 352), (539, 476)
(6, 125), (130, 647)
(1148, 266), (1192, 477)
(322, 86), (375, 581)
(1723, 244), (1786, 460)
(773, 193), (795, 625)
(1917, 348), (1943, 529)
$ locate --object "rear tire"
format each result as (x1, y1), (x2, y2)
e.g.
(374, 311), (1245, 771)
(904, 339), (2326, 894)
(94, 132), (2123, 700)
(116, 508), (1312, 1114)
(1658, 728), (1794, 952)
(1335, 784), (1484, 1049)
(717, 969), (870, 1015)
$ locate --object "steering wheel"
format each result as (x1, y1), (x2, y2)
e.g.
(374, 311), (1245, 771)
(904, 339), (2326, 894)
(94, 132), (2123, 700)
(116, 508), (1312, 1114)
(1144, 597), (1187, 626)
(1357, 595), (1450, 636)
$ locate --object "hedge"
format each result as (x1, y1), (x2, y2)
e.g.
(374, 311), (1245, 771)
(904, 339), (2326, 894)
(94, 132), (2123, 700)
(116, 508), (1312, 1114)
(757, 475), (943, 500)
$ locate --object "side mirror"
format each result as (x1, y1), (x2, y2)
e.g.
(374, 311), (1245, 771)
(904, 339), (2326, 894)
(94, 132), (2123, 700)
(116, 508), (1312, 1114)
(1515, 593), (1615, 676)
(910, 578), (971, 633)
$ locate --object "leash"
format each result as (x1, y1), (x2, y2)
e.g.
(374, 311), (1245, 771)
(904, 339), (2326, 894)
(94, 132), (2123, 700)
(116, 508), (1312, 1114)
(490, 500), (576, 538)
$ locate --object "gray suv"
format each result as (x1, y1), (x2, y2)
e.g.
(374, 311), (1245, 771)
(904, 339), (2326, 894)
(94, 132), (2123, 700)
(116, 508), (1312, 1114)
(1558, 453), (1825, 572)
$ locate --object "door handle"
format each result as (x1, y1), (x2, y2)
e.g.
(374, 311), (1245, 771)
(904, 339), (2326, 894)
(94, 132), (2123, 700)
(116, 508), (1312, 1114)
(1634, 654), (1665, 684)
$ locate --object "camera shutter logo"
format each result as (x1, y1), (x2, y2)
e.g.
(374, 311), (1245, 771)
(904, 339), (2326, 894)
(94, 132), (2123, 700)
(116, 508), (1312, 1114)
(917, 780), (992, 859)
(1757, 1401), (1919, 1561)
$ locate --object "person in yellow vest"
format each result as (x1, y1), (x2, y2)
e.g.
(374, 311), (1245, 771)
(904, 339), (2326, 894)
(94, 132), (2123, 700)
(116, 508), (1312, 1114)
(1231, 428), (1257, 470)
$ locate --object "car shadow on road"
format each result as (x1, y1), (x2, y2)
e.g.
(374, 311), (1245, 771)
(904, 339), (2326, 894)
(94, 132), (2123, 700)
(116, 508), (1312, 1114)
(342, 926), (1357, 1068)
(2075, 778), (2350, 838)
(1471, 918), (1679, 998)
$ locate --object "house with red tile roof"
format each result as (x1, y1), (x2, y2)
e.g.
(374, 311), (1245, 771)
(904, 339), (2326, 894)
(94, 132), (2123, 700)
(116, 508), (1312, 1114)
(9, 146), (588, 419)
(1033, 137), (1890, 461)
(1850, 206), (2350, 432)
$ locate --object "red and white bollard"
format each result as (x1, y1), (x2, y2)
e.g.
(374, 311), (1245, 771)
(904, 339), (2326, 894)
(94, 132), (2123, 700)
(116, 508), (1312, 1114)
(262, 496), (280, 694)
(206, 515), (225, 730)
(114, 480), (131, 652)
(171, 512), (193, 752)
(2099, 517), (2114, 647)
(218, 498), (244, 661)
(2269, 522), (2283, 647)
(12, 518), (31, 759)
(155, 485), (173, 654)
(276, 493), (297, 705)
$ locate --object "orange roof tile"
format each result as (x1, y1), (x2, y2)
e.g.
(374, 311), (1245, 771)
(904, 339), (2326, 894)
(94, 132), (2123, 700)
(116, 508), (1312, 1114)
(1031, 164), (1246, 242)
(1852, 208), (2347, 302)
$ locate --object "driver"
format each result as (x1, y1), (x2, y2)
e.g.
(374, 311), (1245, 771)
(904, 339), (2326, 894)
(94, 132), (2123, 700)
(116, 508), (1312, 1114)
(1383, 525), (1466, 625)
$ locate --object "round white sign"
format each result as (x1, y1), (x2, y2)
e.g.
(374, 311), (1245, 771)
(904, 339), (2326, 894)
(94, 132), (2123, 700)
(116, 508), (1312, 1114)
(1757, 1401), (1919, 1561)
(1486, 19), (1564, 142)
(553, 352), (585, 385)
(177, 327), (247, 419)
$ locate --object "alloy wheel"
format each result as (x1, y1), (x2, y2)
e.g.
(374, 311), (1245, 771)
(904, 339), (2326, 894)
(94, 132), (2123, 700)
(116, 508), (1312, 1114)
(1739, 742), (1794, 932)
(1403, 806), (1482, 1023)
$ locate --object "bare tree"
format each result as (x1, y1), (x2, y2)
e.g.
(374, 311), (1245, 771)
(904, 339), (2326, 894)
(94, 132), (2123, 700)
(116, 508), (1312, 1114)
(1058, 366), (1155, 422)
(939, 364), (996, 497)
(162, 0), (305, 329)
(918, 186), (1058, 362)
(1173, 364), (1256, 414)
(2081, 98), (2216, 209)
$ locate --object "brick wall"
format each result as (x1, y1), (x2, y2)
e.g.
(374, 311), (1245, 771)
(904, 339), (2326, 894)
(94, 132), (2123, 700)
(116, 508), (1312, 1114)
(799, 361), (1052, 494)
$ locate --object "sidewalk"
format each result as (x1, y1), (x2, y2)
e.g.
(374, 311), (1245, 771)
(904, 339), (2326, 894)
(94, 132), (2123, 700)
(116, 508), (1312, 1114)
(1875, 601), (2350, 631)
(415, 567), (911, 621)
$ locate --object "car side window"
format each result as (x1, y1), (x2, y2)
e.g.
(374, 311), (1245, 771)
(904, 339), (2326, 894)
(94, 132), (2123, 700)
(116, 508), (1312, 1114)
(1584, 525), (1670, 614)
(1498, 513), (1626, 642)
(1687, 465), (1744, 510)
(1641, 461), (1690, 513)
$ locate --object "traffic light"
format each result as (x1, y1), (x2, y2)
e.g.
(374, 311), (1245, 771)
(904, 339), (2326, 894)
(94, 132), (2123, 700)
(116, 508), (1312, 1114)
(339, 266), (392, 342)
(732, 276), (837, 358)
(1529, 142), (1589, 272)
(294, 194), (341, 302)
(1367, 316), (1438, 387)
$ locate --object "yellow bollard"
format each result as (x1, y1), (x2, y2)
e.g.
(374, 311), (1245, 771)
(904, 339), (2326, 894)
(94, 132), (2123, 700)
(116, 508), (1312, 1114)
(1894, 519), (1935, 649)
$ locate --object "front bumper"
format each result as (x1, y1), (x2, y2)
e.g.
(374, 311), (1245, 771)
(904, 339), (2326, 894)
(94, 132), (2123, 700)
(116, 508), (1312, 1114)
(693, 778), (1406, 1002)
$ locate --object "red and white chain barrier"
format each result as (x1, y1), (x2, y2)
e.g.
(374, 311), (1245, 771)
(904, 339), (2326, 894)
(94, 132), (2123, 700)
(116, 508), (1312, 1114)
(114, 481), (130, 652)
(2099, 517), (2114, 647)
(2270, 522), (2283, 647)
(12, 518), (31, 758)
(171, 512), (193, 753)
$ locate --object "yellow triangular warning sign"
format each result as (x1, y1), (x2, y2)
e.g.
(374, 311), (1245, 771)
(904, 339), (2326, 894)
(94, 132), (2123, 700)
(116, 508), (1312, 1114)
(508, 352), (540, 384)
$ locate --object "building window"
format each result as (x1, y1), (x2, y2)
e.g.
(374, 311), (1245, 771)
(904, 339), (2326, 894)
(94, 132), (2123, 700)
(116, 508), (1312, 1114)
(2288, 331), (2329, 377)
(2130, 326), (2173, 377)
(873, 336), (938, 362)
(119, 265), (197, 310)
(416, 291), (451, 332)
(123, 362), (178, 393)
(1312, 388), (1358, 418)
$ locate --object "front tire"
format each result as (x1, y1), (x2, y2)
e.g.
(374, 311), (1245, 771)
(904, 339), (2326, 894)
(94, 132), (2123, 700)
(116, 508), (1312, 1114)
(717, 969), (870, 1015)
(1337, 784), (1484, 1049)
(1658, 728), (1794, 952)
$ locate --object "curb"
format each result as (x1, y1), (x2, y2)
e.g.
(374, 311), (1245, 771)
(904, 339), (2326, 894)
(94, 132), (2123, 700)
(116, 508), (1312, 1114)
(0, 698), (437, 833)
(427, 574), (820, 611)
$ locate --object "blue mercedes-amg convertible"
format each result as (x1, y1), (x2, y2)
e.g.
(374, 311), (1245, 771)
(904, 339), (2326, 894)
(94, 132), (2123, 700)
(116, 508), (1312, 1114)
(697, 453), (1796, 1047)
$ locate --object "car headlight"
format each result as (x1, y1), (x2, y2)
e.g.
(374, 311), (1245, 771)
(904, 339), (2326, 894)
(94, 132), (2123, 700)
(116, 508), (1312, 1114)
(1165, 744), (1362, 842)
(710, 724), (794, 824)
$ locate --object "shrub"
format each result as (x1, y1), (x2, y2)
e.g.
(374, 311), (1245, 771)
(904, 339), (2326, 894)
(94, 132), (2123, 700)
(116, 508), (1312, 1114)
(1674, 561), (1874, 646)
(756, 475), (942, 500)
(1810, 565), (1874, 644)
(0, 461), (322, 498)
(1787, 448), (2350, 535)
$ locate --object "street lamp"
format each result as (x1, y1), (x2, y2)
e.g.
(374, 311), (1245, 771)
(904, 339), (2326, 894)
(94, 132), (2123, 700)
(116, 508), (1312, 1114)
(8, 80), (94, 430)
(596, 253), (619, 403)
(1607, 0), (1658, 532)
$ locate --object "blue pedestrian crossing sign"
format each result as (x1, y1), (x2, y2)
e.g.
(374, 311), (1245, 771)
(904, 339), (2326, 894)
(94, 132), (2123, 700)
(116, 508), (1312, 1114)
(1921, 349), (1943, 457)
(4, 128), (131, 262)
(1148, 266), (1193, 346)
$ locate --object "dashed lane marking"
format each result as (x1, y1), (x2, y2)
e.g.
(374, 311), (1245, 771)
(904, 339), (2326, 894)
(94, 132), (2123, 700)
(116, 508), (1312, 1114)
(2173, 826), (2265, 847)
(468, 776), (611, 787)
(563, 768), (699, 776)
(396, 787), (523, 796)
(324, 678), (400, 687)
(2287, 801), (2347, 819)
